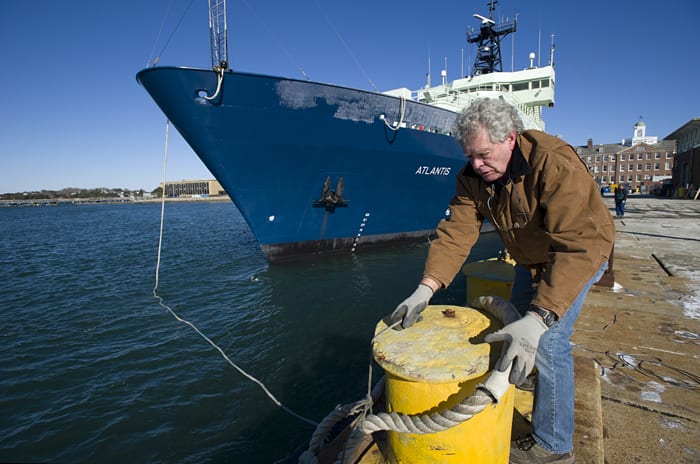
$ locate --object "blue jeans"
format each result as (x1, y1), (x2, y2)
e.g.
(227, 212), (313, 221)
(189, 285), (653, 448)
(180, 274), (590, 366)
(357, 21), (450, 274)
(510, 262), (608, 454)
(615, 201), (625, 216)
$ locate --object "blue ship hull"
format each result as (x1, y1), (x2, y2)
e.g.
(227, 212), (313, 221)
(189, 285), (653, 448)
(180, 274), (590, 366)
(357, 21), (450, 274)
(137, 67), (470, 262)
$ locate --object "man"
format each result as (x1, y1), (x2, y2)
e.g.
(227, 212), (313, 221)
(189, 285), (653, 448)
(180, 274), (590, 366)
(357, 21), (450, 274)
(390, 98), (615, 464)
(614, 186), (627, 217)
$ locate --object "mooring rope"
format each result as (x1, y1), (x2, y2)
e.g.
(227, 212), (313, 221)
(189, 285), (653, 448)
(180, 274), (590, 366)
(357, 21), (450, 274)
(152, 119), (318, 428)
(360, 386), (497, 434)
(382, 95), (406, 131)
(204, 67), (225, 101)
(331, 383), (499, 464)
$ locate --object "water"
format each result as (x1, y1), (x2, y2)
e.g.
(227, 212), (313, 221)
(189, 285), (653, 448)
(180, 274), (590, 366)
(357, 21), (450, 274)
(0, 201), (503, 463)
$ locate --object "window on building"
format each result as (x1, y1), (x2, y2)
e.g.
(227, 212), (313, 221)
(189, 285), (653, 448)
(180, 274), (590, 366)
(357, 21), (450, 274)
(611, 155), (617, 161)
(646, 153), (652, 160)
(611, 175), (616, 182)
(603, 165), (608, 172)
(665, 162), (671, 170)
(620, 165), (625, 172)
(654, 163), (660, 170)
(636, 175), (642, 181)
(655, 152), (661, 159)
(644, 175), (651, 180)
(637, 164), (643, 170)
(602, 176), (608, 182)
(628, 175), (633, 182)
(645, 163), (651, 171)
(595, 155), (601, 162)
(629, 164), (634, 171)
(621, 154), (626, 161)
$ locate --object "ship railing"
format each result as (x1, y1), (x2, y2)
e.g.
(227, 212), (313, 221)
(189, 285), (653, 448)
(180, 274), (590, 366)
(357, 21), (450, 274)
(388, 84), (545, 130)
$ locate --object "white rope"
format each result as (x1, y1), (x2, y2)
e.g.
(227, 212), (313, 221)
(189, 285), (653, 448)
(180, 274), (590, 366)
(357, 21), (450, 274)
(359, 387), (495, 434)
(204, 68), (225, 100)
(152, 119), (317, 428)
(383, 95), (406, 131)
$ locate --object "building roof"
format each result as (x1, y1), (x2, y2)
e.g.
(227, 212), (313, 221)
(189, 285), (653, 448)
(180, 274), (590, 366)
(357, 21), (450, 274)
(576, 140), (675, 156)
(664, 118), (700, 141)
(618, 140), (676, 153)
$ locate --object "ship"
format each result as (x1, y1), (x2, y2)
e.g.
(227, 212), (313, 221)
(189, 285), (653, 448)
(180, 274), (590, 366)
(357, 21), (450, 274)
(137, 0), (555, 263)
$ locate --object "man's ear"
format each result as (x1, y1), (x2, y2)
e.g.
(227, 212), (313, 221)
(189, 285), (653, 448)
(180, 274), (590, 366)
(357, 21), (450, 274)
(507, 130), (517, 149)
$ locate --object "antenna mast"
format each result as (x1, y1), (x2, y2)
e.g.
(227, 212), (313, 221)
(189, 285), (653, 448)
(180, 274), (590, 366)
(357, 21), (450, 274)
(549, 34), (556, 67)
(208, 0), (229, 71)
(466, 0), (516, 75)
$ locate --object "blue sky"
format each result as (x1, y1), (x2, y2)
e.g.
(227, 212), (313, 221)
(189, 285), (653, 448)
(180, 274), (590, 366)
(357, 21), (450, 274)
(1, 0), (697, 193)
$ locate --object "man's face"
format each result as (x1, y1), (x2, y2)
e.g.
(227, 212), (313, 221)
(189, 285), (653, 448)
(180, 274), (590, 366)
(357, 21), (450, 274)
(462, 126), (516, 183)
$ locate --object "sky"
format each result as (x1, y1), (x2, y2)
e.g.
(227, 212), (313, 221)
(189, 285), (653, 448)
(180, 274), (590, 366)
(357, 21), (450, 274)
(1, 0), (698, 193)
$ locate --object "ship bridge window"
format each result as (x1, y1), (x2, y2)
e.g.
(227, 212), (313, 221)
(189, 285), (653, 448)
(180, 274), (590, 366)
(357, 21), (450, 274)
(531, 81), (540, 89)
(512, 82), (529, 91)
(540, 79), (550, 87)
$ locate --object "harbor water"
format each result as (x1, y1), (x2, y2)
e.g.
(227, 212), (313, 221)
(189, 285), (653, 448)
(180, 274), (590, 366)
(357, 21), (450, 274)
(0, 201), (503, 463)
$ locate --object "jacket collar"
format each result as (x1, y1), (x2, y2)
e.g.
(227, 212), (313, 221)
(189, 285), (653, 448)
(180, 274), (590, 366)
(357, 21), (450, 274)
(509, 142), (531, 181)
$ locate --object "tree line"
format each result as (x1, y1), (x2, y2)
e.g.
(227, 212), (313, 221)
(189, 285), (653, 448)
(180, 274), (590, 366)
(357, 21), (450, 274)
(0, 187), (159, 201)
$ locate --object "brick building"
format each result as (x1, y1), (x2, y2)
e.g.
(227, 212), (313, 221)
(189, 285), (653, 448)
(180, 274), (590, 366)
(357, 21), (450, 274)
(159, 179), (226, 197)
(576, 118), (676, 193)
(665, 118), (700, 197)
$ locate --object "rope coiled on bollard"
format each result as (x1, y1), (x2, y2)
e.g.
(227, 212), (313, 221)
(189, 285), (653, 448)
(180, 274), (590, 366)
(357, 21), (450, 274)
(360, 386), (496, 434)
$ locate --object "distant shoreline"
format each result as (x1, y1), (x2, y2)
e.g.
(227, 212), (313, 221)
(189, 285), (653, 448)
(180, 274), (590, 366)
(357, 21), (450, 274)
(0, 195), (231, 207)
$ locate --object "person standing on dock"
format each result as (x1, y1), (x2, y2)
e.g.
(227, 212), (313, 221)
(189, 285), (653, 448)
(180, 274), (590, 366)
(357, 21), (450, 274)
(390, 98), (615, 464)
(614, 186), (627, 217)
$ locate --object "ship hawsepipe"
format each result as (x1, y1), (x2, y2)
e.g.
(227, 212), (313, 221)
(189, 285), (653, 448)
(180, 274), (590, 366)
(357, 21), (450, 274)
(137, 66), (483, 262)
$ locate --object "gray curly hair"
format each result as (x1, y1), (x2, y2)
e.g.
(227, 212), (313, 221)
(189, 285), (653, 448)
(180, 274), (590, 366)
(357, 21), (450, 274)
(453, 98), (524, 146)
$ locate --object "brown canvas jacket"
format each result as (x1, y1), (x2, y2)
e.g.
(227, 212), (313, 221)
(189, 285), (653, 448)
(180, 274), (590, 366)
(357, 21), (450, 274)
(423, 130), (615, 318)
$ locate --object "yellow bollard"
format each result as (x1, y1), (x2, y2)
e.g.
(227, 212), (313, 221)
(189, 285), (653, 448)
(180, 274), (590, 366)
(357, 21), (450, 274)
(373, 305), (515, 463)
(462, 256), (515, 305)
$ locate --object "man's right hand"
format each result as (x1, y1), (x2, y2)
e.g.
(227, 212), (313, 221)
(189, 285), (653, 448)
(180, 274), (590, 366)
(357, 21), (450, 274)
(389, 284), (434, 330)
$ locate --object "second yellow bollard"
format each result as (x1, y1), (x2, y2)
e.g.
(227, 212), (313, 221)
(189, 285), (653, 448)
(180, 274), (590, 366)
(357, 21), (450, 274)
(462, 256), (515, 305)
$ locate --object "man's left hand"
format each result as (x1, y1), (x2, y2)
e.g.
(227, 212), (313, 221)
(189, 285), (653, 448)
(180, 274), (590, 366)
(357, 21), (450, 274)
(484, 312), (548, 386)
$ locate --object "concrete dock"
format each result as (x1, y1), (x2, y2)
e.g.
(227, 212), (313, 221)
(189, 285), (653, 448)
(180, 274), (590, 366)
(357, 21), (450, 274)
(547, 196), (699, 463)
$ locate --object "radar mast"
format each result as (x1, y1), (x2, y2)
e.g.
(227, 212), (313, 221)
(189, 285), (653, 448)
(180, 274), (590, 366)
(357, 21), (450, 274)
(466, 1), (516, 75)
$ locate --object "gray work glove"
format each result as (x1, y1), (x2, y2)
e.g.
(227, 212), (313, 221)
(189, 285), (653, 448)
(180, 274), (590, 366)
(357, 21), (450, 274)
(484, 312), (548, 386)
(389, 284), (434, 330)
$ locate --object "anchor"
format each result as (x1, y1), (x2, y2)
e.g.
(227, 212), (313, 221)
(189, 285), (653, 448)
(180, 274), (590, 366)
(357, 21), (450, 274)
(312, 176), (349, 211)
